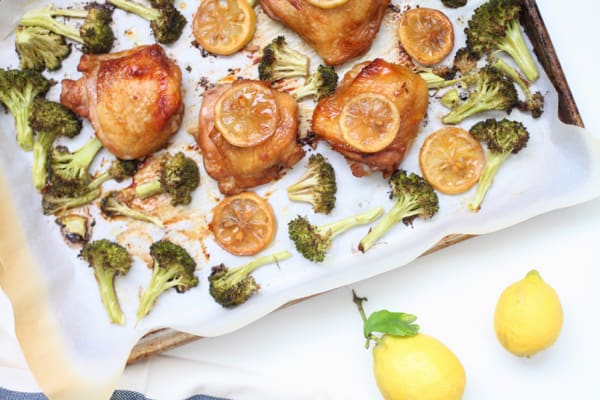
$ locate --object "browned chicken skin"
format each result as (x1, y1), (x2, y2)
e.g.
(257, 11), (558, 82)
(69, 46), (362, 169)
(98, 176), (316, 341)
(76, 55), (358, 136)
(196, 80), (305, 195)
(61, 44), (184, 160)
(260, 0), (390, 66)
(312, 58), (429, 177)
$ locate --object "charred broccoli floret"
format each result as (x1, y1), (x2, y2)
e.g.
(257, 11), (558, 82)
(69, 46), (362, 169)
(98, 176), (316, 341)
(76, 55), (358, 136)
(468, 118), (529, 211)
(465, 0), (539, 82)
(0, 68), (51, 151)
(291, 65), (338, 101)
(55, 213), (93, 245)
(108, 0), (186, 44)
(29, 99), (82, 190)
(491, 57), (543, 118)
(453, 47), (478, 76)
(46, 136), (104, 196)
(442, 0), (467, 7)
(442, 65), (518, 124)
(80, 239), (133, 325)
(359, 170), (439, 253)
(209, 251), (292, 308)
(15, 26), (72, 72)
(258, 36), (310, 82)
(136, 240), (198, 321)
(288, 207), (384, 262)
(42, 187), (101, 215)
(287, 153), (337, 215)
(100, 191), (164, 228)
(19, 3), (115, 54)
(135, 152), (200, 206)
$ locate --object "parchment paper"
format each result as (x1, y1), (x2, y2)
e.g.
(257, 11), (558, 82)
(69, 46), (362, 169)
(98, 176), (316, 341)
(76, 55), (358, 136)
(1, 0), (599, 399)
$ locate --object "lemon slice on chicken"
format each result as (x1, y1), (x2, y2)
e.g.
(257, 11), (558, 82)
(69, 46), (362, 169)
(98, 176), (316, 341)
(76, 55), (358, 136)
(214, 82), (279, 148)
(339, 93), (400, 153)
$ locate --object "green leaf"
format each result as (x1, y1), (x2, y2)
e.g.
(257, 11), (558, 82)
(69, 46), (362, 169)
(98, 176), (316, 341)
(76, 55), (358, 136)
(364, 310), (420, 339)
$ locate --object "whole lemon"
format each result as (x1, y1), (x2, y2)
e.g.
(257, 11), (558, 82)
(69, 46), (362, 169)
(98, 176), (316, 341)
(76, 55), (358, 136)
(372, 333), (466, 400)
(494, 269), (563, 357)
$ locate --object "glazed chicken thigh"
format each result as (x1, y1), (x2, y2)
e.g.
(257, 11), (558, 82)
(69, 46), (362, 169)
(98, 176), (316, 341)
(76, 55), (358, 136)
(197, 80), (305, 195)
(312, 58), (429, 177)
(61, 44), (183, 160)
(260, 0), (390, 66)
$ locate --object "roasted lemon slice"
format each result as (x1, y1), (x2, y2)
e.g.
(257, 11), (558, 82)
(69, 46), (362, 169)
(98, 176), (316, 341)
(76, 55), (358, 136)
(339, 93), (400, 153)
(419, 127), (485, 195)
(305, 0), (350, 9)
(211, 192), (276, 256)
(214, 82), (279, 147)
(398, 8), (454, 66)
(193, 0), (256, 56)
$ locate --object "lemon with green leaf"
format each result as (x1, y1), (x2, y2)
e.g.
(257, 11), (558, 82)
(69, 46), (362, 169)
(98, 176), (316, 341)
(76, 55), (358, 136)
(494, 269), (563, 357)
(353, 292), (466, 400)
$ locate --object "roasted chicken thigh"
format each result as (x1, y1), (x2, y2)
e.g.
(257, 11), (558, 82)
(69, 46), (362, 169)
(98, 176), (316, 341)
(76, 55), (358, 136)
(312, 58), (429, 177)
(196, 80), (305, 195)
(260, 0), (390, 66)
(61, 44), (184, 160)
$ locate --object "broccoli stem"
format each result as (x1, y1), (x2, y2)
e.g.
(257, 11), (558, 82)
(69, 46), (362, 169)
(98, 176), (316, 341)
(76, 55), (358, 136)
(136, 263), (187, 322)
(12, 99), (35, 151)
(291, 82), (318, 101)
(43, 187), (102, 215)
(287, 172), (319, 201)
(318, 207), (384, 239)
(108, 0), (160, 21)
(468, 152), (509, 212)
(77, 136), (104, 166)
(498, 20), (539, 82)
(442, 88), (504, 125)
(32, 131), (56, 190)
(21, 8), (83, 44)
(492, 58), (530, 94)
(93, 265), (125, 325)
(109, 201), (164, 228)
(359, 197), (424, 253)
(228, 251), (292, 284)
(135, 180), (162, 199)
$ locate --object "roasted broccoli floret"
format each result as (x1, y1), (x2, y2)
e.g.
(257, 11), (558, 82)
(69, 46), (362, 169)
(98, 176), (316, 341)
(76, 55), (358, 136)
(491, 57), (543, 118)
(19, 3), (115, 54)
(418, 68), (475, 90)
(291, 65), (338, 101)
(15, 26), (72, 72)
(42, 187), (101, 215)
(209, 251), (292, 308)
(46, 136), (104, 196)
(288, 207), (384, 262)
(465, 0), (539, 82)
(100, 191), (164, 228)
(108, 0), (186, 44)
(80, 239), (133, 325)
(453, 47), (478, 76)
(359, 170), (439, 253)
(442, 65), (518, 124)
(439, 88), (462, 109)
(0, 68), (51, 151)
(258, 36), (310, 82)
(442, 0), (467, 7)
(55, 213), (93, 244)
(468, 118), (529, 211)
(29, 99), (82, 190)
(287, 154), (337, 214)
(136, 240), (198, 321)
(135, 152), (200, 206)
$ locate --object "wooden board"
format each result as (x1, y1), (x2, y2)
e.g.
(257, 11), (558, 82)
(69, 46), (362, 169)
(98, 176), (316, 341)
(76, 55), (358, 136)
(127, 0), (584, 365)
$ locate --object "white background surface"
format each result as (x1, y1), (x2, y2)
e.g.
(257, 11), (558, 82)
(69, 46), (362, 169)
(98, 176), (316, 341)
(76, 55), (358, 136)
(2, 1), (600, 399)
